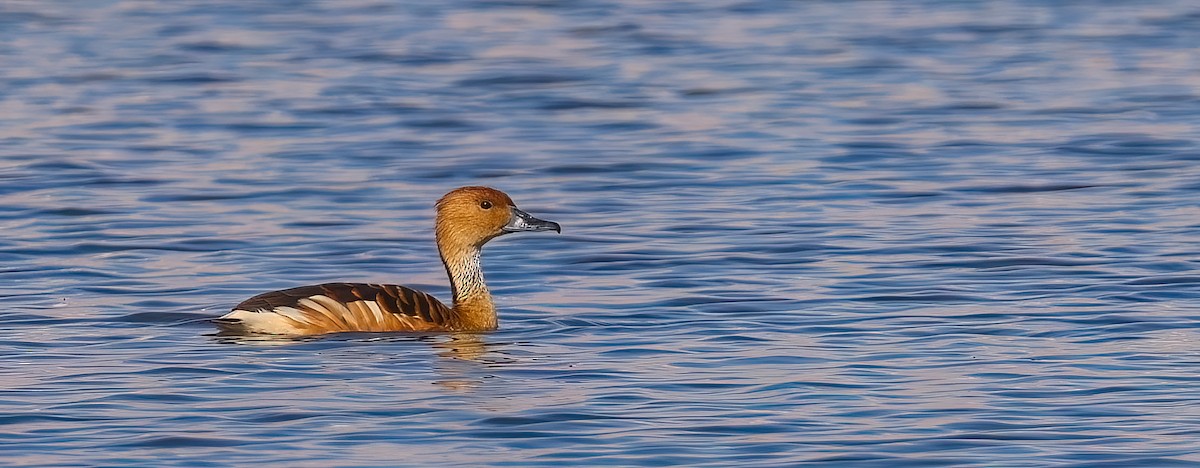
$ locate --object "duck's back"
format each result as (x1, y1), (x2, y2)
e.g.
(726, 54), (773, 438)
(216, 283), (452, 334)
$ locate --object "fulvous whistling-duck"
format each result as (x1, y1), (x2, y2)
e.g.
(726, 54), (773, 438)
(214, 186), (560, 335)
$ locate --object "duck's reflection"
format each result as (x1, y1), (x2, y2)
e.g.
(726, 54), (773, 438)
(432, 333), (492, 392)
(434, 333), (488, 360)
(207, 330), (489, 354)
(207, 331), (318, 346)
(208, 330), (501, 393)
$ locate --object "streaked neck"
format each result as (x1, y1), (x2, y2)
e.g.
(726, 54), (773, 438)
(440, 244), (497, 330)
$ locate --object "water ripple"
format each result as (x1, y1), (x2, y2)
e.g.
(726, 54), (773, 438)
(2, 0), (1200, 466)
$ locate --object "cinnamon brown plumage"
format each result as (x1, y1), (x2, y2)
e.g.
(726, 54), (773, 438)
(215, 186), (560, 335)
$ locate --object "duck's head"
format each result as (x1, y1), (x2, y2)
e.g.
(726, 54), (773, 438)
(435, 186), (560, 249)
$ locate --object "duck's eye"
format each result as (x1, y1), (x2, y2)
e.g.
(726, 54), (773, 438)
(480, 200), (492, 209)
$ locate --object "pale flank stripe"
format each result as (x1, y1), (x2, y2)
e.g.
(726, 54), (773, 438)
(222, 309), (303, 335)
(344, 301), (365, 329)
(273, 306), (313, 326)
(348, 300), (374, 330)
(365, 300), (387, 328)
(297, 297), (340, 330)
(308, 295), (355, 330)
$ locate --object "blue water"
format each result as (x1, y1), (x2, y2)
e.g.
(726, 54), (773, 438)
(3, 0), (1200, 466)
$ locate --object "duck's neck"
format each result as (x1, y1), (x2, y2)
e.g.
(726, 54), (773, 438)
(439, 243), (497, 330)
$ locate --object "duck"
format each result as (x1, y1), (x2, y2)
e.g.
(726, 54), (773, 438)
(214, 186), (560, 335)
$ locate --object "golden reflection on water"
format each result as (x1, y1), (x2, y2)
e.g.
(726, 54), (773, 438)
(207, 330), (489, 358)
(434, 333), (488, 361)
(208, 330), (494, 392)
(431, 334), (490, 392)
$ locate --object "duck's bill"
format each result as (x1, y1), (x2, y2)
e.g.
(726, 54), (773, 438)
(503, 207), (561, 233)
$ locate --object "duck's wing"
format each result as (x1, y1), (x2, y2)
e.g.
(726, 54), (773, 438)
(216, 283), (453, 335)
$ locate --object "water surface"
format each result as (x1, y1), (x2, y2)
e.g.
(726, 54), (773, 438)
(2, 1), (1200, 466)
